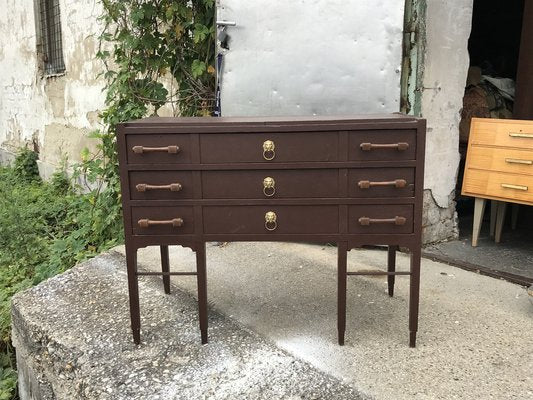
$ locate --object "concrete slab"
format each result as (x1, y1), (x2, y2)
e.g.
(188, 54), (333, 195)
(11, 251), (364, 400)
(117, 242), (533, 400)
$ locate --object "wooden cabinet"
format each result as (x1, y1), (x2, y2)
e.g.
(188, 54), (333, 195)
(117, 115), (426, 347)
(462, 118), (533, 245)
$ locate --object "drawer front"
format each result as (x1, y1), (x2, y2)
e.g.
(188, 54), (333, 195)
(200, 132), (339, 163)
(348, 130), (416, 161)
(348, 168), (415, 198)
(131, 206), (194, 235)
(202, 169), (339, 199)
(348, 205), (414, 234)
(466, 146), (533, 176)
(203, 205), (339, 234)
(129, 171), (194, 200)
(470, 119), (533, 149)
(462, 169), (533, 204)
(126, 134), (192, 164)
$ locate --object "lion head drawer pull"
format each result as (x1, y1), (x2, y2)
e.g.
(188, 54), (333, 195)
(358, 179), (407, 189)
(132, 145), (180, 154)
(263, 177), (276, 196)
(265, 211), (277, 231)
(263, 140), (276, 160)
(358, 216), (407, 226)
(360, 142), (409, 151)
(138, 218), (184, 228)
(136, 183), (182, 192)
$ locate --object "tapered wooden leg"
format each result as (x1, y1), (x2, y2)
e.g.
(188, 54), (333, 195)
(495, 202), (507, 243)
(387, 245), (398, 297)
(160, 245), (171, 294)
(337, 242), (348, 345)
(511, 204), (519, 230)
(472, 197), (486, 247)
(126, 244), (141, 344)
(490, 200), (498, 238)
(409, 246), (421, 348)
(196, 242), (208, 344)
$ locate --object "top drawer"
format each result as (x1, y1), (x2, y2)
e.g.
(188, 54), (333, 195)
(348, 130), (417, 161)
(126, 134), (192, 164)
(200, 132), (339, 163)
(470, 118), (533, 149)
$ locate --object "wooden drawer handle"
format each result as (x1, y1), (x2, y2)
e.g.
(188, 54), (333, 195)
(138, 218), (184, 228)
(501, 183), (528, 191)
(509, 132), (533, 139)
(358, 179), (407, 189)
(358, 216), (407, 226)
(132, 145), (180, 154)
(505, 158), (532, 165)
(360, 142), (409, 151)
(136, 183), (182, 192)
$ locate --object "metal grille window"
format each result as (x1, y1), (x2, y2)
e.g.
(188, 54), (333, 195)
(37, 0), (65, 75)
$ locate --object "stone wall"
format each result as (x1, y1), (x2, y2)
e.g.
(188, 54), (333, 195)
(419, 0), (474, 243)
(0, 0), (106, 178)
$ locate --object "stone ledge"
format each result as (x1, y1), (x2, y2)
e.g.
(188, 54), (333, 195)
(12, 251), (365, 400)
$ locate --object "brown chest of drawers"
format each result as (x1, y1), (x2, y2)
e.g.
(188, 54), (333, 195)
(117, 115), (426, 347)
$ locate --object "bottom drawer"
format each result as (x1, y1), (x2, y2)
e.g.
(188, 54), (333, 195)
(462, 169), (533, 204)
(349, 205), (414, 234)
(131, 206), (194, 235)
(203, 205), (339, 234)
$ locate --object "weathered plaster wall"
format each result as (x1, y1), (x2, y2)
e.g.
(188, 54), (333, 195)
(0, 0), (105, 177)
(420, 0), (473, 243)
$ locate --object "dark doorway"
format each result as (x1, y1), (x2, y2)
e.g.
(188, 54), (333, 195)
(425, 0), (533, 286)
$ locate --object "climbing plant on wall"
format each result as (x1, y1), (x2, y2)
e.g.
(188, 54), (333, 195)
(77, 0), (216, 233)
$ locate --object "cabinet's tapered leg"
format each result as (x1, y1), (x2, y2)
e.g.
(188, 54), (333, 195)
(337, 242), (348, 345)
(126, 244), (141, 344)
(387, 245), (398, 297)
(409, 246), (421, 348)
(495, 202), (507, 243)
(472, 197), (486, 247)
(160, 245), (171, 294)
(196, 242), (208, 344)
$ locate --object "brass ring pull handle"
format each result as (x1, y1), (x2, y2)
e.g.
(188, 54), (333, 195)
(358, 179), (407, 189)
(263, 140), (276, 160)
(138, 218), (184, 228)
(501, 183), (528, 191)
(136, 183), (182, 192)
(132, 145), (180, 154)
(265, 211), (277, 231)
(360, 142), (409, 151)
(263, 177), (276, 196)
(509, 132), (533, 139)
(505, 158), (532, 165)
(358, 216), (407, 226)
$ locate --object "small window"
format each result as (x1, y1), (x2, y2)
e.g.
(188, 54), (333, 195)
(36, 0), (65, 75)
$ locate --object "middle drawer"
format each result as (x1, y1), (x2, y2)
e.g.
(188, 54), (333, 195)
(202, 169), (338, 199)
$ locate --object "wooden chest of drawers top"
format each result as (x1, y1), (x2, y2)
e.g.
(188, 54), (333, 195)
(462, 118), (533, 205)
(118, 115), (425, 244)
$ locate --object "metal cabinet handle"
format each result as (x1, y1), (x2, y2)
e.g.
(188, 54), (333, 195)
(509, 132), (533, 139)
(265, 211), (277, 231)
(138, 218), (184, 228)
(505, 158), (532, 165)
(136, 183), (182, 192)
(501, 183), (528, 191)
(263, 177), (276, 196)
(263, 140), (275, 160)
(358, 216), (407, 226)
(360, 142), (409, 151)
(132, 145), (180, 154)
(358, 179), (407, 189)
